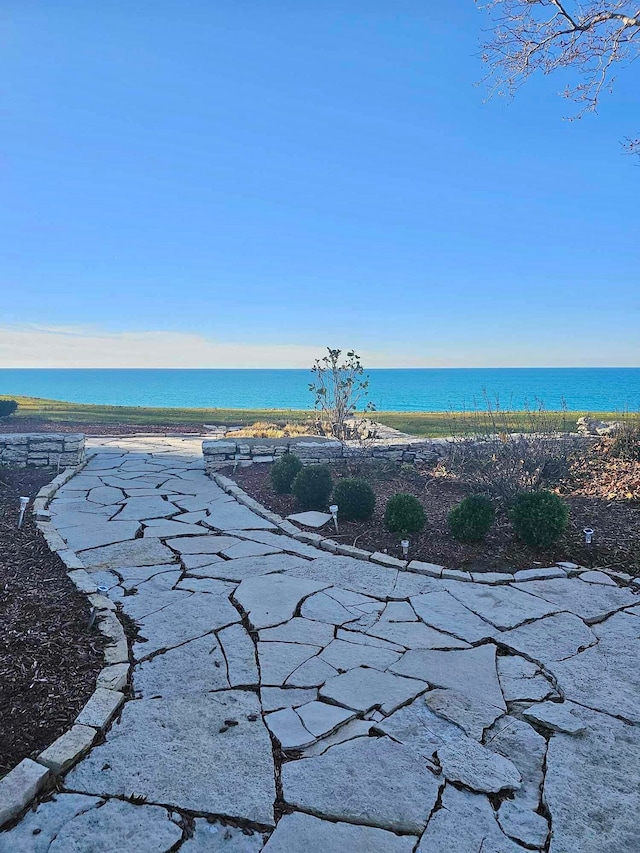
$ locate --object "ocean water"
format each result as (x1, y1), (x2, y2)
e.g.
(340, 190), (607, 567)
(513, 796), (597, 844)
(0, 368), (639, 412)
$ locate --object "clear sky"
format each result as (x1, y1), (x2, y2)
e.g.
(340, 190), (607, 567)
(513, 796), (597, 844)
(1, 1), (638, 368)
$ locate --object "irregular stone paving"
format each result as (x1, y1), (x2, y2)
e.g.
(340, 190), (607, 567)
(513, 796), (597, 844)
(2, 433), (639, 852)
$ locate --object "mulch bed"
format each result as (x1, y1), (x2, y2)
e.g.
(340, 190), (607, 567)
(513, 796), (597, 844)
(0, 418), (211, 436)
(233, 451), (640, 576)
(0, 468), (106, 776)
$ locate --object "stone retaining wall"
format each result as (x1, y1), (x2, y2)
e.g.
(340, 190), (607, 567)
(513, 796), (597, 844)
(0, 433), (85, 468)
(202, 432), (595, 474)
(203, 435), (447, 472)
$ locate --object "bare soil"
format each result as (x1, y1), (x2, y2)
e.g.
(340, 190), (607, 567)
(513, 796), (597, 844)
(0, 418), (211, 436)
(233, 450), (640, 576)
(0, 468), (106, 776)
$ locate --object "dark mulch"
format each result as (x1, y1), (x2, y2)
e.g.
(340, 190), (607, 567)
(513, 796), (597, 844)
(0, 418), (210, 436)
(233, 459), (640, 576)
(0, 468), (106, 776)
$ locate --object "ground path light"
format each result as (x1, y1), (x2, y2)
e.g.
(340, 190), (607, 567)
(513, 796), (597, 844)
(401, 539), (410, 559)
(583, 527), (594, 546)
(329, 504), (339, 534)
(17, 496), (29, 529)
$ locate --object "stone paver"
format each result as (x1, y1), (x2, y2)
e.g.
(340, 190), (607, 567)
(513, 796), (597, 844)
(417, 785), (523, 852)
(80, 537), (176, 569)
(390, 644), (506, 733)
(287, 510), (332, 528)
(49, 799), (183, 852)
(320, 666), (428, 714)
(436, 736), (522, 793)
(66, 691), (276, 826)
(2, 433), (638, 852)
(181, 819), (265, 852)
(262, 811), (416, 852)
(281, 737), (441, 833)
(235, 573), (330, 629)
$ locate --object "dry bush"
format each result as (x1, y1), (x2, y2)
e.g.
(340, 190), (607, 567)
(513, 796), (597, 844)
(226, 422), (313, 439)
(609, 420), (640, 462)
(441, 397), (580, 501)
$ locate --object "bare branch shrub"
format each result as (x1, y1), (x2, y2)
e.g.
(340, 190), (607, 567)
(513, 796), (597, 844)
(441, 394), (579, 501)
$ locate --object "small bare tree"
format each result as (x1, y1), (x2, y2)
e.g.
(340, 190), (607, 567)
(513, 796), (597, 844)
(477, 1), (640, 154)
(309, 348), (376, 441)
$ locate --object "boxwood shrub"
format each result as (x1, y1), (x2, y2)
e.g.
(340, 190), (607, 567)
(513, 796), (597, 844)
(332, 478), (376, 521)
(270, 453), (302, 494)
(384, 493), (426, 536)
(292, 465), (333, 510)
(511, 490), (569, 548)
(448, 494), (495, 542)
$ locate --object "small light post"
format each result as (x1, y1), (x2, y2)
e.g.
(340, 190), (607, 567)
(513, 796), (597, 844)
(87, 606), (97, 631)
(329, 504), (339, 534)
(583, 527), (595, 568)
(17, 496), (29, 529)
(401, 539), (410, 559)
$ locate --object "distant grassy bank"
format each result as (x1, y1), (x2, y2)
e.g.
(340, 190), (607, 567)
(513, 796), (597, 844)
(1, 394), (634, 438)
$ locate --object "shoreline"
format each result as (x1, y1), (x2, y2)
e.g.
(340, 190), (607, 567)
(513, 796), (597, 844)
(0, 394), (636, 438)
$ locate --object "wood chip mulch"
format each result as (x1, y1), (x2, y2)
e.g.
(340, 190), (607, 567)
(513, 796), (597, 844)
(0, 468), (106, 776)
(233, 452), (640, 577)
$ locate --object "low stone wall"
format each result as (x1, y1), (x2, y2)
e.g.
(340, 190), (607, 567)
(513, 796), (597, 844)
(202, 435), (447, 472)
(0, 433), (85, 468)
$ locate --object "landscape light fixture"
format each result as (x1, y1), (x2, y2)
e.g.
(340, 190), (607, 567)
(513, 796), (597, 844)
(329, 504), (339, 533)
(401, 539), (410, 559)
(17, 496), (29, 529)
(583, 527), (594, 546)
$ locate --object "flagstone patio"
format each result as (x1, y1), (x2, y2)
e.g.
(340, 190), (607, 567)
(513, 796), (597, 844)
(1, 434), (639, 852)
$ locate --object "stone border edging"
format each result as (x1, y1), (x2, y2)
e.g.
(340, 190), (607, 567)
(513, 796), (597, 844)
(0, 455), (130, 829)
(210, 471), (640, 590)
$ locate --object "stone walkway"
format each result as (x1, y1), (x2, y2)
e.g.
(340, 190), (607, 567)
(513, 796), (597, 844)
(2, 435), (639, 852)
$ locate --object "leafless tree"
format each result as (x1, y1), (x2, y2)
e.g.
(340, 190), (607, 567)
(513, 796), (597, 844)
(477, 1), (640, 154)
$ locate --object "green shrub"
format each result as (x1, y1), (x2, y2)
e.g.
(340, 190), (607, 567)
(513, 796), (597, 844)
(511, 490), (569, 548)
(0, 400), (18, 418)
(270, 453), (303, 494)
(332, 478), (376, 521)
(448, 494), (495, 542)
(384, 493), (426, 535)
(292, 465), (333, 510)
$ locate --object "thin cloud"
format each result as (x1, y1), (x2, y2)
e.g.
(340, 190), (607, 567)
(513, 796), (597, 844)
(0, 324), (419, 369)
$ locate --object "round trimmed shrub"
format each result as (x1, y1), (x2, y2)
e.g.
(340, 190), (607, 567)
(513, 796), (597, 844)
(0, 400), (18, 418)
(292, 465), (333, 510)
(270, 453), (302, 494)
(332, 478), (376, 521)
(448, 494), (495, 542)
(510, 490), (569, 548)
(384, 493), (426, 536)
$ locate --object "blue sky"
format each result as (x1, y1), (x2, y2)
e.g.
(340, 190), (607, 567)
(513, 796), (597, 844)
(1, 1), (638, 367)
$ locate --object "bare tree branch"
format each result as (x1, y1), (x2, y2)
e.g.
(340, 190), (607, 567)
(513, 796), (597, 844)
(477, 1), (639, 157)
(477, 1), (640, 115)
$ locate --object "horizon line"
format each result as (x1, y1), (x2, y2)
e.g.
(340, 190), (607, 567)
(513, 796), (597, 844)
(1, 365), (639, 371)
